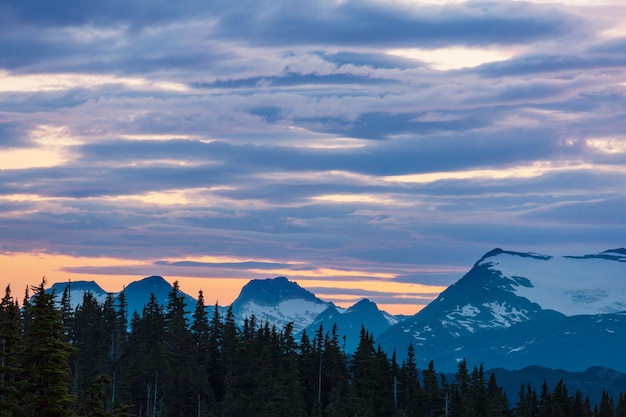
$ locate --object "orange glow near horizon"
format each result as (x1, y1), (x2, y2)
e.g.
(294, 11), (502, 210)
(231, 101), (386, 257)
(0, 252), (249, 307)
(0, 252), (149, 295)
(0, 252), (446, 315)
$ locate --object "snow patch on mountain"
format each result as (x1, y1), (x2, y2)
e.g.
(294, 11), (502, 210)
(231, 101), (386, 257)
(236, 298), (330, 333)
(483, 302), (529, 328)
(47, 281), (109, 310)
(480, 250), (626, 316)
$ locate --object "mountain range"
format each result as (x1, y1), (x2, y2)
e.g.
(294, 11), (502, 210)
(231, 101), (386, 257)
(46, 247), (626, 376)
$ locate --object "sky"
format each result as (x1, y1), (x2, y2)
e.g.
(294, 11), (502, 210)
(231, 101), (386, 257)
(1, 0), (625, 315)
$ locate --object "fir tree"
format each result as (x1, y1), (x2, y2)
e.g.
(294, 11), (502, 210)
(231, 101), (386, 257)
(486, 372), (509, 417)
(616, 393), (626, 417)
(163, 281), (204, 416)
(597, 390), (615, 417)
(123, 294), (167, 417)
(0, 285), (22, 417)
(421, 360), (444, 417)
(571, 389), (592, 417)
(59, 281), (75, 343)
(515, 383), (538, 417)
(79, 375), (113, 417)
(21, 278), (77, 417)
(73, 292), (109, 403)
(399, 343), (422, 417)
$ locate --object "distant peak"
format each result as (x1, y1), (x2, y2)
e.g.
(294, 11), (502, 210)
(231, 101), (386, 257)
(125, 276), (171, 291)
(233, 277), (322, 307)
(479, 248), (505, 261)
(48, 280), (106, 294)
(143, 275), (167, 282)
(347, 298), (379, 313)
(352, 298), (376, 307)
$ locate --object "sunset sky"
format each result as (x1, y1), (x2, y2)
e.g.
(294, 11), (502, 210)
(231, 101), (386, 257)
(1, 0), (625, 315)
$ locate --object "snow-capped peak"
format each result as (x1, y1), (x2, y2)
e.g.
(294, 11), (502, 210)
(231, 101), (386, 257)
(231, 277), (331, 333)
(46, 280), (109, 310)
(477, 249), (626, 316)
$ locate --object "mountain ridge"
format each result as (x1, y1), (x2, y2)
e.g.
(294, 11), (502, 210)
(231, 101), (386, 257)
(379, 247), (626, 372)
(44, 247), (626, 373)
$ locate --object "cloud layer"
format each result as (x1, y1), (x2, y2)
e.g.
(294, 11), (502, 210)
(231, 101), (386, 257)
(1, 0), (625, 313)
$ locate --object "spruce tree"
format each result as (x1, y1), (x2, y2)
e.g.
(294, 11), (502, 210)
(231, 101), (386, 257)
(421, 361), (444, 417)
(597, 390), (615, 417)
(0, 285), (22, 417)
(73, 291), (109, 402)
(399, 343), (421, 417)
(79, 375), (113, 417)
(515, 383), (538, 417)
(163, 281), (204, 416)
(21, 278), (76, 417)
(350, 326), (377, 415)
(123, 294), (167, 417)
(571, 389), (592, 417)
(616, 393), (626, 417)
(486, 372), (509, 417)
(207, 302), (224, 403)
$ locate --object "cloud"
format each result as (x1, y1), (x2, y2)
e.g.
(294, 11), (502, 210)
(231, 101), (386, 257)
(154, 260), (293, 269)
(0, 122), (31, 148)
(211, 0), (582, 48)
(1, 0), (625, 314)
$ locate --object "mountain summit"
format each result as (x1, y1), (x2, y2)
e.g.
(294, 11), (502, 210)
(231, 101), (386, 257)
(230, 277), (331, 333)
(232, 276), (322, 306)
(379, 248), (626, 372)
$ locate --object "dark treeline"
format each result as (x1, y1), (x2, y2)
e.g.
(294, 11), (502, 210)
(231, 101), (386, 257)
(2, 280), (626, 417)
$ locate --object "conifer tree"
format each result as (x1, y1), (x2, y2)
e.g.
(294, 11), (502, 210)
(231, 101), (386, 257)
(468, 364), (488, 416)
(486, 372), (509, 417)
(21, 278), (76, 417)
(616, 393), (626, 417)
(571, 389), (592, 417)
(550, 379), (571, 417)
(350, 326), (377, 415)
(538, 380), (551, 417)
(421, 360), (444, 417)
(275, 321), (305, 417)
(0, 285), (22, 417)
(399, 343), (421, 416)
(515, 383), (538, 417)
(298, 328), (319, 415)
(220, 305), (243, 416)
(21, 286), (32, 336)
(79, 375), (113, 417)
(60, 282), (75, 343)
(597, 390), (615, 417)
(191, 290), (217, 414)
(206, 302), (224, 403)
(452, 359), (472, 417)
(73, 292), (109, 402)
(123, 294), (167, 417)
(322, 324), (350, 417)
(163, 281), (204, 416)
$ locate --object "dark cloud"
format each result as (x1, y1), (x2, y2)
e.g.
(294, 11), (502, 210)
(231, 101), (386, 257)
(154, 260), (293, 269)
(211, 0), (581, 48)
(306, 286), (435, 300)
(72, 128), (573, 178)
(0, 122), (30, 148)
(475, 53), (626, 78)
(0, 0), (206, 28)
(1, 0), (625, 311)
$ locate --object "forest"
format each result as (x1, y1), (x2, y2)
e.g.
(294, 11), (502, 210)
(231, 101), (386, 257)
(1, 279), (626, 417)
